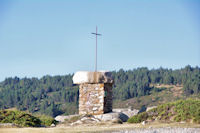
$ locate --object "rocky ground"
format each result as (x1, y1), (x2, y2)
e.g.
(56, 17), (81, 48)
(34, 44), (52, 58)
(55, 108), (139, 124)
(51, 109), (200, 133)
(1, 123), (200, 133)
(1, 107), (199, 133)
(111, 128), (200, 133)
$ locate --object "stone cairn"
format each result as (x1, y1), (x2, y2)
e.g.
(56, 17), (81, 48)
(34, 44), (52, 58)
(73, 71), (113, 115)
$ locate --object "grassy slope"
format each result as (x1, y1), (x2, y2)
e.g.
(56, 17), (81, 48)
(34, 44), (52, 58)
(113, 84), (200, 110)
(128, 99), (200, 124)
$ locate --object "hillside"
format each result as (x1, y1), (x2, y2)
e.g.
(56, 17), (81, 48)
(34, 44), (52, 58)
(0, 65), (199, 117)
(113, 84), (199, 109)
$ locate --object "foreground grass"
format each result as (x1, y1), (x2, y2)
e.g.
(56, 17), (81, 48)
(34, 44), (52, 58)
(0, 122), (200, 133)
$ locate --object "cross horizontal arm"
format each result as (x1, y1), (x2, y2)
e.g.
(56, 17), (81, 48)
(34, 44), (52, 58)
(91, 33), (102, 36)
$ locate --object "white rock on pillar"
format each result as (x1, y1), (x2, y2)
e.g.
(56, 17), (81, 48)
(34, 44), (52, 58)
(73, 71), (113, 115)
(73, 71), (113, 84)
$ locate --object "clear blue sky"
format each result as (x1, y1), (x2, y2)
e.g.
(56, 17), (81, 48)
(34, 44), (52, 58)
(0, 0), (199, 81)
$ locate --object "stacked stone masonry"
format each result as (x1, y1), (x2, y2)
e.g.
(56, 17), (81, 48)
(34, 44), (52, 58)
(73, 71), (113, 115)
(79, 83), (112, 115)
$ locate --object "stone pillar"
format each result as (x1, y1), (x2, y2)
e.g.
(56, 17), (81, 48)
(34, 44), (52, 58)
(73, 71), (113, 115)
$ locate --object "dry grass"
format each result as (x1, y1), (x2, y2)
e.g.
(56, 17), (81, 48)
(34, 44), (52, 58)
(113, 84), (186, 109)
(0, 122), (200, 133)
(152, 84), (183, 97)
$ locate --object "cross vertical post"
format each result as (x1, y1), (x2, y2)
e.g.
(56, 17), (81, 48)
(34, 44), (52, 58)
(96, 26), (97, 72)
(92, 26), (101, 72)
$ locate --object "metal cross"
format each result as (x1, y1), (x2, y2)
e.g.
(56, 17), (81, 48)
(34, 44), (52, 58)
(92, 26), (101, 72)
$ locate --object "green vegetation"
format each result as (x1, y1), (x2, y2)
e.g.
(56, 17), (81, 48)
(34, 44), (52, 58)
(113, 84), (184, 110)
(127, 112), (148, 123)
(112, 65), (200, 100)
(35, 114), (58, 126)
(0, 109), (41, 127)
(128, 99), (200, 124)
(0, 65), (199, 117)
(0, 75), (79, 117)
(0, 109), (57, 127)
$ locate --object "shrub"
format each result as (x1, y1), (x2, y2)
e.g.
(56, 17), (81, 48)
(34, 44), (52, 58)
(0, 110), (58, 127)
(128, 112), (148, 123)
(0, 110), (41, 127)
(36, 114), (58, 126)
(128, 99), (200, 124)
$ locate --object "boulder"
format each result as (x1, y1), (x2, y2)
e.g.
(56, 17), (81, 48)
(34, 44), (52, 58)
(113, 108), (129, 112)
(111, 118), (123, 124)
(141, 121), (147, 125)
(0, 123), (19, 128)
(146, 106), (157, 112)
(56, 112), (130, 125)
(94, 112), (129, 122)
(113, 108), (139, 118)
(55, 114), (79, 122)
(70, 115), (100, 125)
(73, 71), (113, 84)
(50, 124), (56, 127)
(121, 110), (139, 118)
(70, 120), (82, 126)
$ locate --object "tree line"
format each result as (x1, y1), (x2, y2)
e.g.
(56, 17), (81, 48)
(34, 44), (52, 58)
(0, 65), (199, 117)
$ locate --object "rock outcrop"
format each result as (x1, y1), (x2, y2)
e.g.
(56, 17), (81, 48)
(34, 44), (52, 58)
(113, 108), (139, 118)
(55, 108), (140, 125)
(55, 107), (139, 124)
(55, 114), (79, 123)
(146, 106), (157, 112)
(0, 123), (19, 128)
(94, 112), (129, 122)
